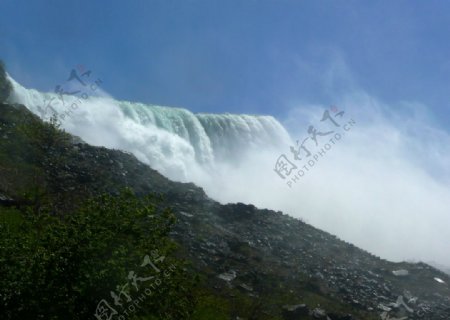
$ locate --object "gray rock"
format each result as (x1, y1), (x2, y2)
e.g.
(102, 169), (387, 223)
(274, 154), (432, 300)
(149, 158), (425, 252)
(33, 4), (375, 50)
(392, 269), (409, 276)
(282, 304), (309, 319)
(218, 270), (237, 282)
(312, 307), (327, 319)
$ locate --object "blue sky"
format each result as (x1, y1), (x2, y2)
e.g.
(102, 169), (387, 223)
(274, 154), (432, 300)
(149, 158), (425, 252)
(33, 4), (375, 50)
(1, 0), (450, 126)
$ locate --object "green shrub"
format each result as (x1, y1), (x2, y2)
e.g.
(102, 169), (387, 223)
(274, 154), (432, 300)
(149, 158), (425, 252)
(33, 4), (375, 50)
(0, 190), (197, 320)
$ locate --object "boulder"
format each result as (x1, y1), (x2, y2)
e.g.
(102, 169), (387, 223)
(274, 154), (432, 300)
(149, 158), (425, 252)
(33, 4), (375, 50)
(282, 304), (309, 320)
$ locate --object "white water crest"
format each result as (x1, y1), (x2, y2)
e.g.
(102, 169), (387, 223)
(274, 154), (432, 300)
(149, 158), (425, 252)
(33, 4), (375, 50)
(7, 76), (292, 183)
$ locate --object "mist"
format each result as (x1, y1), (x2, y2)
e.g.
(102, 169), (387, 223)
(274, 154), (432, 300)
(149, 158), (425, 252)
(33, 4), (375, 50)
(201, 91), (450, 268)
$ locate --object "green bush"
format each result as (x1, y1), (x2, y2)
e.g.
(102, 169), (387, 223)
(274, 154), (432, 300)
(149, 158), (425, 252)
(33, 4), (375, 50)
(0, 190), (197, 320)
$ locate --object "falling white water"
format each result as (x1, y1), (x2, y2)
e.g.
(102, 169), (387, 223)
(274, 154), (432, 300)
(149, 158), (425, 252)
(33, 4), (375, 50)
(7, 76), (292, 183)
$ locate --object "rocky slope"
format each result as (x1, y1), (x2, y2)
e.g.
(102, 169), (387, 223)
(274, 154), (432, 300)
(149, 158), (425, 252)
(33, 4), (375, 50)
(164, 186), (450, 319)
(1, 99), (449, 319)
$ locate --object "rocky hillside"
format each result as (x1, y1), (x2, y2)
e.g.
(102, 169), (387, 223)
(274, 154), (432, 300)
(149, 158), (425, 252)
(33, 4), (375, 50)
(1, 99), (449, 318)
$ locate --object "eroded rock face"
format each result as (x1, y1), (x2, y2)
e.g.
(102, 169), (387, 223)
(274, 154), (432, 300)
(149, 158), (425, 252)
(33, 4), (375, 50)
(0, 61), (12, 103)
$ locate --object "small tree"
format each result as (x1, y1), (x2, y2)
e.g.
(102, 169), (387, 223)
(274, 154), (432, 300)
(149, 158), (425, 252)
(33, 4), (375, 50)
(17, 113), (73, 213)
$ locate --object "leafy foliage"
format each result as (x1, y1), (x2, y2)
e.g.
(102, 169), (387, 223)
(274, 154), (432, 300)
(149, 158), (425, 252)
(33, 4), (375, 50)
(0, 190), (197, 320)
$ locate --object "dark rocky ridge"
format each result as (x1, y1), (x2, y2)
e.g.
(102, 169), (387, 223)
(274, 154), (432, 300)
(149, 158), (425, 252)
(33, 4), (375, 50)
(0, 60), (12, 103)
